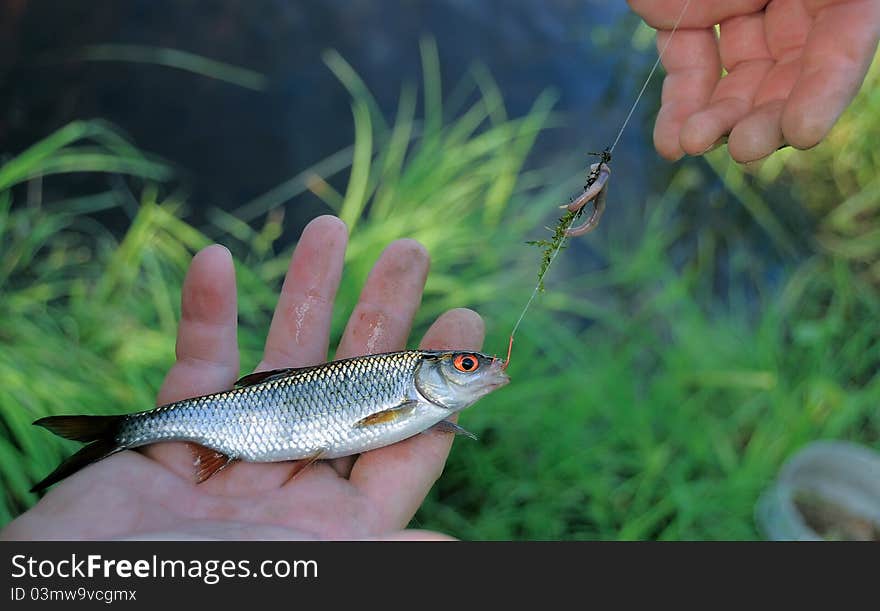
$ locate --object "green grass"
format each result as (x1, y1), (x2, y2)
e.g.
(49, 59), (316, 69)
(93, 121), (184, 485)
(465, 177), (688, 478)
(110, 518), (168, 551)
(1, 43), (878, 538)
(72, 45), (268, 91)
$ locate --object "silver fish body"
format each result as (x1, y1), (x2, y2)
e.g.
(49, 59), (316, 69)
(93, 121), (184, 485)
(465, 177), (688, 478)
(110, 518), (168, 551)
(30, 350), (509, 491)
(119, 350), (506, 460)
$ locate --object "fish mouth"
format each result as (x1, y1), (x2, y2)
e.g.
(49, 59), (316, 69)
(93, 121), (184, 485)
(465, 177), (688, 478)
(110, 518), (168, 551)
(480, 360), (511, 393)
(488, 372), (510, 390)
(466, 377), (508, 404)
(480, 380), (508, 397)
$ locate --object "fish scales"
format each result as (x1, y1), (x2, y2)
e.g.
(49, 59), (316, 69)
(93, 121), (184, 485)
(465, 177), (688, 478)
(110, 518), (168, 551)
(117, 352), (425, 461)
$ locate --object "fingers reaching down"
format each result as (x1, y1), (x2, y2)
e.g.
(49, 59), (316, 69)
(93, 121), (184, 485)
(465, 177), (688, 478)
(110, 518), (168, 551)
(781, 0), (880, 149)
(636, 0), (879, 162)
(628, 0), (771, 29)
(654, 28), (722, 160)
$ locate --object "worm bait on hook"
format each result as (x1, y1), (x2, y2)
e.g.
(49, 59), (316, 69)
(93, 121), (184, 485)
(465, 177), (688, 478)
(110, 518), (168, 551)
(560, 156), (611, 238)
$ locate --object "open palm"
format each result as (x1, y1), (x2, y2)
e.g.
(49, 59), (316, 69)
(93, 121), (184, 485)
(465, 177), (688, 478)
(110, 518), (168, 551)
(629, 0), (880, 162)
(2, 215), (482, 540)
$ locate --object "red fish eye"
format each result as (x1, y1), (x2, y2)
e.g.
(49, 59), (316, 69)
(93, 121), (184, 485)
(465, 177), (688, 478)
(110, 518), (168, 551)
(453, 354), (479, 372)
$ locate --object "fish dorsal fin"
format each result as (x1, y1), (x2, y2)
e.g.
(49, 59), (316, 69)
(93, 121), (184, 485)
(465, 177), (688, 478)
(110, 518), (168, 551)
(236, 351), (427, 388)
(353, 400), (418, 428)
(190, 444), (236, 484)
(235, 368), (296, 387)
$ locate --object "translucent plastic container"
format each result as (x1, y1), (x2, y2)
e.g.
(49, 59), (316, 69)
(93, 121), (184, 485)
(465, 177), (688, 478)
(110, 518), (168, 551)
(755, 441), (880, 541)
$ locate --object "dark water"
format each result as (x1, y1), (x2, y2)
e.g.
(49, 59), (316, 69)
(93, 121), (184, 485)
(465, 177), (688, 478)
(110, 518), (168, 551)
(0, 1), (660, 228)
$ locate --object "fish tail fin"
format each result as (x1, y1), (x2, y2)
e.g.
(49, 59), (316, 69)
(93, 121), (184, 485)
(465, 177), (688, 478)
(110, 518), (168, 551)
(31, 415), (126, 493)
(33, 414), (123, 442)
(30, 438), (125, 493)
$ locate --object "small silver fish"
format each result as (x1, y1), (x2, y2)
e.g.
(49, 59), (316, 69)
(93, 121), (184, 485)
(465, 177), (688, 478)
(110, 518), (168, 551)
(31, 350), (509, 491)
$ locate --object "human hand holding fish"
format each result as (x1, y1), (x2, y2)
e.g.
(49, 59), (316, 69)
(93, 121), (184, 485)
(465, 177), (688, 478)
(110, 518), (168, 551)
(1, 215), (506, 541)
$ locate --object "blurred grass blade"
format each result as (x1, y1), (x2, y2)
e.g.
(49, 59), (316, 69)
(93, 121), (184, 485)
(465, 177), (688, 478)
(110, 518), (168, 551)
(372, 83), (418, 220)
(338, 100), (373, 230)
(323, 49), (389, 139)
(75, 44), (268, 91)
(232, 146), (354, 222)
(420, 37), (443, 139)
(0, 121), (171, 191)
(704, 149), (798, 256)
(470, 62), (508, 126)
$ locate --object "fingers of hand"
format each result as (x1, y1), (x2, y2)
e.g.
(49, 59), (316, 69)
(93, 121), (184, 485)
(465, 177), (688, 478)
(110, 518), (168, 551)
(224, 215), (348, 493)
(654, 29), (722, 160)
(628, 0), (770, 29)
(156, 245), (239, 406)
(148, 245), (239, 480)
(259, 215), (348, 371)
(652, 1), (878, 160)
(728, 99), (786, 161)
(763, 0), (810, 60)
(680, 59), (772, 154)
(718, 13), (771, 70)
(680, 98), (749, 155)
(326, 238), (430, 478)
(349, 308), (485, 533)
(335, 239), (430, 359)
(781, 1), (880, 149)
(725, 55), (802, 161)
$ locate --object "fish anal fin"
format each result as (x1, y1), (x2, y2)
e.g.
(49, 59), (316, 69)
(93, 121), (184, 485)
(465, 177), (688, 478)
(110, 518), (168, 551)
(430, 419), (478, 441)
(190, 444), (237, 484)
(235, 368), (295, 387)
(353, 400), (418, 428)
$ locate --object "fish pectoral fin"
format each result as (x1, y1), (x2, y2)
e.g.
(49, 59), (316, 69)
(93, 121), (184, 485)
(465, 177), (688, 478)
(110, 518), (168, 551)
(429, 419), (478, 441)
(191, 444), (237, 484)
(353, 400), (419, 428)
(234, 367), (296, 387)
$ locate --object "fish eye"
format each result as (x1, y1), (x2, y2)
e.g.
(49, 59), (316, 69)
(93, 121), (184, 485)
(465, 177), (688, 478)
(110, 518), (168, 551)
(453, 354), (479, 372)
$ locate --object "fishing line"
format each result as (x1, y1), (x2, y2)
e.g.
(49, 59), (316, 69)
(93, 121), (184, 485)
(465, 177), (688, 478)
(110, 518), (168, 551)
(505, 0), (694, 362)
(609, 0), (694, 155)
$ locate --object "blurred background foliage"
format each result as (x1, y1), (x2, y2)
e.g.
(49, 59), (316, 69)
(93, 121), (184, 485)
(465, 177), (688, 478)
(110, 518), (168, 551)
(1, 1), (878, 538)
